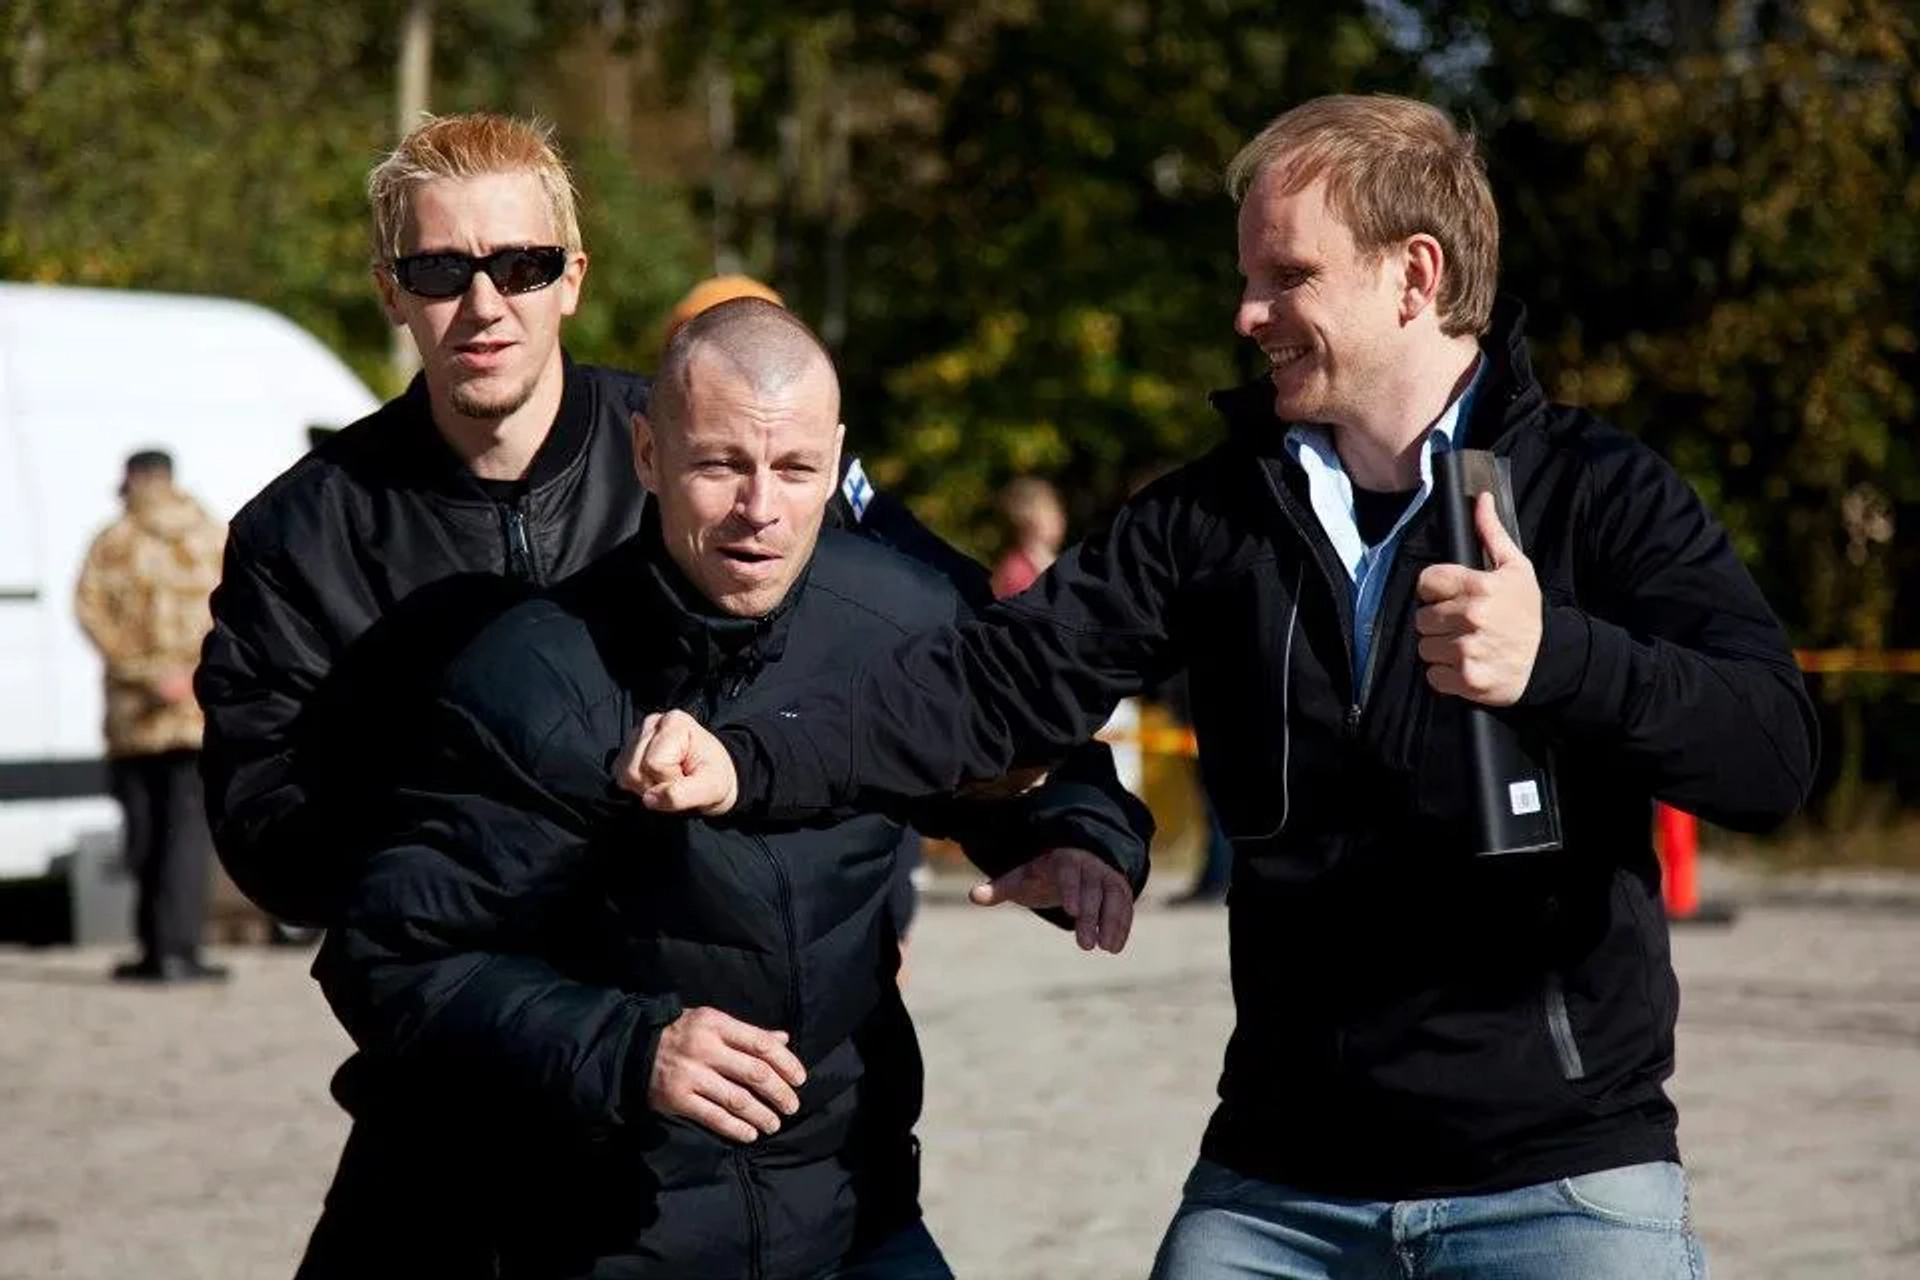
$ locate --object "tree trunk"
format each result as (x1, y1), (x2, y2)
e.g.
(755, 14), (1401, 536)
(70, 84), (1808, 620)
(706, 59), (740, 275)
(390, 0), (432, 387)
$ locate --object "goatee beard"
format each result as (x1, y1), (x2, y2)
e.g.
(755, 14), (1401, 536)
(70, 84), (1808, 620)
(450, 372), (540, 422)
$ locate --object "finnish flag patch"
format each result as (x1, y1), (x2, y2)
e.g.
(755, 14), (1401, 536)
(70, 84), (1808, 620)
(841, 457), (875, 523)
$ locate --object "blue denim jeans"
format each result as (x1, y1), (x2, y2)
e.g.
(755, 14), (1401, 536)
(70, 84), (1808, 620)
(822, 1219), (955, 1280)
(1149, 1160), (1707, 1279)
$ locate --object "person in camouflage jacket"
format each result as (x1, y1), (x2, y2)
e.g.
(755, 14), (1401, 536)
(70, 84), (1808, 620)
(74, 449), (229, 982)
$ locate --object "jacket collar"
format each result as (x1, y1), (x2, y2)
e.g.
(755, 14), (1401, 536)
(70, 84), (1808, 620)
(624, 504), (801, 682)
(388, 351), (595, 502)
(1208, 294), (1548, 455)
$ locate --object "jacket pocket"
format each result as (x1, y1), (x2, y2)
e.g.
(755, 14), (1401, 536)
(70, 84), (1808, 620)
(1542, 971), (1588, 1081)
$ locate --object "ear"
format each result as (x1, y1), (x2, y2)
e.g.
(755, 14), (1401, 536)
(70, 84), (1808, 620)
(831, 422), (847, 489)
(632, 410), (659, 493)
(373, 267), (407, 328)
(558, 251), (588, 318)
(1400, 233), (1445, 326)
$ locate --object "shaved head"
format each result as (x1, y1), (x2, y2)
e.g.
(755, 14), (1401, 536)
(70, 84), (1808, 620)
(650, 297), (840, 433)
(633, 296), (846, 617)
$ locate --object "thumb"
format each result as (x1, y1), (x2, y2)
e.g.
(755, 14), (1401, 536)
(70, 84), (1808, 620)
(643, 773), (716, 814)
(969, 866), (1026, 907)
(1475, 490), (1523, 569)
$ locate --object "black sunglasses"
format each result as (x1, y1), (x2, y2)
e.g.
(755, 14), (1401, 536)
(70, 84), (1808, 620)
(388, 246), (569, 299)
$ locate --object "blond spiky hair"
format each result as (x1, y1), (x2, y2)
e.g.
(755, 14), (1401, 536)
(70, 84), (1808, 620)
(367, 112), (582, 263)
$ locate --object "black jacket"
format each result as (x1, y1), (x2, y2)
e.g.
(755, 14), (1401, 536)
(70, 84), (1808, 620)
(318, 521), (1152, 1279)
(197, 357), (650, 925)
(710, 298), (1819, 1199)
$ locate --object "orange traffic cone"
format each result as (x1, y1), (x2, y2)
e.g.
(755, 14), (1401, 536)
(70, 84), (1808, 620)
(1654, 803), (1736, 925)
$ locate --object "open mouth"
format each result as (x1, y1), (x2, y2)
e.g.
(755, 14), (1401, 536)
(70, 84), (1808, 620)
(718, 548), (778, 566)
(1264, 344), (1310, 371)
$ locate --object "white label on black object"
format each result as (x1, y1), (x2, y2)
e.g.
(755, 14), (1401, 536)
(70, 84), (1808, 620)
(1509, 780), (1542, 816)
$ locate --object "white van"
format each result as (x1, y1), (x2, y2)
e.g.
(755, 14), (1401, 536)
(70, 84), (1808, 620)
(0, 282), (380, 880)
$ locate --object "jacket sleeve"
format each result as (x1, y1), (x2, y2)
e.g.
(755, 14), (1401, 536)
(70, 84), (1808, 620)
(319, 694), (680, 1139)
(720, 477), (1202, 820)
(194, 531), (347, 924)
(910, 742), (1155, 935)
(830, 458), (1155, 893)
(1515, 439), (1818, 831)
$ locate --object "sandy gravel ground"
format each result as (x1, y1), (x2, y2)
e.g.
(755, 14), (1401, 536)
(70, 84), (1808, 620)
(0, 880), (1914, 1279)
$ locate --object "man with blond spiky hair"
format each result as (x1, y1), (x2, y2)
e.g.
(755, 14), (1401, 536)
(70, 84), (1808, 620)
(197, 109), (654, 1276)
(201, 111), (638, 934)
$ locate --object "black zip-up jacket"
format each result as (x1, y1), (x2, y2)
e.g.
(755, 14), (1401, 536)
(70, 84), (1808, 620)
(318, 520), (1152, 1279)
(197, 357), (649, 926)
(709, 297), (1819, 1199)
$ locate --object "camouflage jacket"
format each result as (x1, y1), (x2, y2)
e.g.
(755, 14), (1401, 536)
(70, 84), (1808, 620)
(74, 486), (227, 757)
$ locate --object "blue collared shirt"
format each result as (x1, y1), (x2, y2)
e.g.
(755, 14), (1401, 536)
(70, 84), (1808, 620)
(1283, 359), (1486, 703)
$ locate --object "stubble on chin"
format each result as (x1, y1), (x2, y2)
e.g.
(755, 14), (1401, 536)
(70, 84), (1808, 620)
(449, 371), (540, 422)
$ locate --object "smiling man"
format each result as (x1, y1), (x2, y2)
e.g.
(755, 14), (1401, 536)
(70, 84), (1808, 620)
(626, 95), (1819, 1279)
(316, 298), (1148, 1279)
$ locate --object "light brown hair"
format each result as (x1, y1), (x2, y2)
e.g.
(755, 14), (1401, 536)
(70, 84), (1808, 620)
(367, 112), (582, 263)
(1227, 94), (1499, 336)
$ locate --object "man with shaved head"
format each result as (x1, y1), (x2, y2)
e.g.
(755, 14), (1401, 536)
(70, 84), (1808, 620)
(313, 298), (1151, 1278)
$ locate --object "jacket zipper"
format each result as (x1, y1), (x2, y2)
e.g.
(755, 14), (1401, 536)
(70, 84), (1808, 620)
(732, 1151), (765, 1280)
(749, 832), (803, 1041)
(1254, 456), (1432, 739)
(502, 503), (536, 582)
(1254, 458), (1366, 732)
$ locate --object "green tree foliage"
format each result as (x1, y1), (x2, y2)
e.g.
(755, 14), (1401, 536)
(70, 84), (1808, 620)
(0, 0), (705, 393)
(1409, 0), (1919, 821)
(834, 1), (1416, 554)
(6, 0), (1919, 822)
(0, 0), (390, 379)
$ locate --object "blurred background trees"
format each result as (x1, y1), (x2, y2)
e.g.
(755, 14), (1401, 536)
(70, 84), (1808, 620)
(3, 0), (1916, 837)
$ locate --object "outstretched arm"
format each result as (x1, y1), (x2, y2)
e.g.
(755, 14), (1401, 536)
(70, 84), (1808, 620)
(626, 476), (1210, 819)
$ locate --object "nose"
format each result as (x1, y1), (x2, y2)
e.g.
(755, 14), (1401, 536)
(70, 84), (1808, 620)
(735, 468), (779, 529)
(460, 268), (509, 323)
(1234, 291), (1270, 340)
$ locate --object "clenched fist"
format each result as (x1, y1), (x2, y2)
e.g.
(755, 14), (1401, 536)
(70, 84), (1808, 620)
(614, 710), (740, 815)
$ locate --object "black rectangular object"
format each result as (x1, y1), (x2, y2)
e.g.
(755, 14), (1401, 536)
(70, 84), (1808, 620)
(1433, 449), (1563, 855)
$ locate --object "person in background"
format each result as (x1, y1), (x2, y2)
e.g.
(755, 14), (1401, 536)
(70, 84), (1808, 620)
(990, 475), (1067, 598)
(75, 449), (228, 983)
